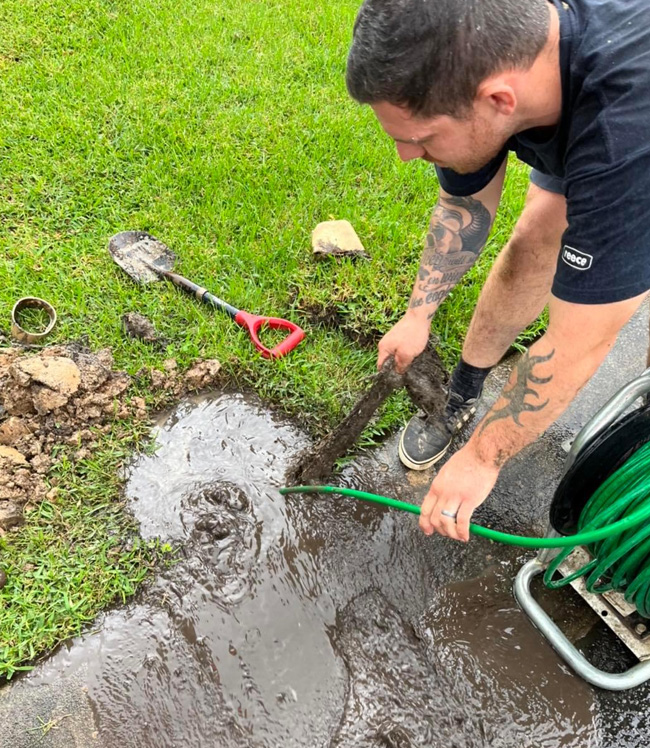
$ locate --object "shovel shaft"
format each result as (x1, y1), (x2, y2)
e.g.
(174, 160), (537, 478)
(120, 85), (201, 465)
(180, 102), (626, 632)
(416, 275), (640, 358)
(147, 263), (305, 358)
(156, 268), (240, 318)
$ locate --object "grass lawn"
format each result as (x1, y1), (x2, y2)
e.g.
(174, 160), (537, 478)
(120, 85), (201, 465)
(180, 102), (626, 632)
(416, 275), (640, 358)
(0, 0), (536, 678)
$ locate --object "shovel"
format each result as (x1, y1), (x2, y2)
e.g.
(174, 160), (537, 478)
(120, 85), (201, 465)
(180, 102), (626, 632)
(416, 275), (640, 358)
(108, 231), (305, 359)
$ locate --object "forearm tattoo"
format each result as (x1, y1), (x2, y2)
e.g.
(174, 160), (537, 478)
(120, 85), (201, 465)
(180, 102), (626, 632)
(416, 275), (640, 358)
(409, 195), (492, 319)
(478, 349), (555, 438)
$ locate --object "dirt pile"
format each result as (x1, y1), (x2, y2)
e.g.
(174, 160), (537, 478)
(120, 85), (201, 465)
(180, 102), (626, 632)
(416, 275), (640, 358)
(0, 343), (222, 532)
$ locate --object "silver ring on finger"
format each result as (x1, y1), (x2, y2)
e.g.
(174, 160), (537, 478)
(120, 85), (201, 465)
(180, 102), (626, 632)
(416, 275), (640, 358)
(440, 509), (459, 521)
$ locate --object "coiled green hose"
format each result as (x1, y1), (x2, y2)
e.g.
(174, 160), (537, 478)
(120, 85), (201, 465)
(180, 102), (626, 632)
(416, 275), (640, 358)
(280, 441), (650, 604)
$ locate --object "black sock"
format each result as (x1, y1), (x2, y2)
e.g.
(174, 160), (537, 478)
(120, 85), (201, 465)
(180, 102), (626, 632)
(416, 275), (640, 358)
(447, 358), (492, 406)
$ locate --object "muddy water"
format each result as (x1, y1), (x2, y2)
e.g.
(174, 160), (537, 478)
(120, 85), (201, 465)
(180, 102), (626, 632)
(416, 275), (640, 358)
(17, 393), (622, 746)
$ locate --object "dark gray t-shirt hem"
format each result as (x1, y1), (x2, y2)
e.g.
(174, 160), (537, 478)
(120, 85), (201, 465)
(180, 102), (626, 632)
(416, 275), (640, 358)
(551, 279), (650, 305)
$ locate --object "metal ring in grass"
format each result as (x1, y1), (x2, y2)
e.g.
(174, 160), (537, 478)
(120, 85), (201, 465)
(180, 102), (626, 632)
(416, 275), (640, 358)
(11, 297), (58, 344)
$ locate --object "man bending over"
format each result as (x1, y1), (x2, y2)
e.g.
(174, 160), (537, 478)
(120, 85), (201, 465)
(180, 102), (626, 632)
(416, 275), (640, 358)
(346, 0), (650, 541)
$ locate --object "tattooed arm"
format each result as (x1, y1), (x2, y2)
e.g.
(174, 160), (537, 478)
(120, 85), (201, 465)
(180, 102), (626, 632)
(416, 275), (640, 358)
(419, 291), (648, 542)
(378, 163), (506, 372)
(407, 193), (493, 319)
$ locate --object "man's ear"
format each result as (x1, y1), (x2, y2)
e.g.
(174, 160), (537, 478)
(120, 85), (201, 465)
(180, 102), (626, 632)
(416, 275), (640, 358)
(476, 78), (517, 116)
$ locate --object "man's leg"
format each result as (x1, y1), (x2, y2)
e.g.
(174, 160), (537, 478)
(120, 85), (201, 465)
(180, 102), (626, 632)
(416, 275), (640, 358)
(399, 178), (567, 470)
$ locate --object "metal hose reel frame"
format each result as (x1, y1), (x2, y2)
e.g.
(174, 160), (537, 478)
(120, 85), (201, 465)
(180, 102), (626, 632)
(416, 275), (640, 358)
(515, 368), (650, 691)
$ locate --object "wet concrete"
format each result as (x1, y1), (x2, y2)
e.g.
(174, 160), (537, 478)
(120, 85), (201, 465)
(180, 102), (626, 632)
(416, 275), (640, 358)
(2, 302), (650, 747)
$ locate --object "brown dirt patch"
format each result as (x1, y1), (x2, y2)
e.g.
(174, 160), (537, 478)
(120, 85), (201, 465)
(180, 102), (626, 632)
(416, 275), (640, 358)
(0, 342), (222, 533)
(296, 301), (384, 349)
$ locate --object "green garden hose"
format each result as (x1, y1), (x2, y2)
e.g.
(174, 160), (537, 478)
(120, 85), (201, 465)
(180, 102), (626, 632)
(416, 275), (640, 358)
(281, 440), (650, 612)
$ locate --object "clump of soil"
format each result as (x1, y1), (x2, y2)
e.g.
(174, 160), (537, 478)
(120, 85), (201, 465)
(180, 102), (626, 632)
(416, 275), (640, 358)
(138, 357), (222, 395)
(294, 300), (394, 349)
(122, 312), (166, 346)
(0, 342), (222, 533)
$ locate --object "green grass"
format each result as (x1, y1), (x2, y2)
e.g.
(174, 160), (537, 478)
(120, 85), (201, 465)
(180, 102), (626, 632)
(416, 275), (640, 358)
(0, 422), (173, 680)
(12, 305), (53, 334)
(0, 0), (537, 677)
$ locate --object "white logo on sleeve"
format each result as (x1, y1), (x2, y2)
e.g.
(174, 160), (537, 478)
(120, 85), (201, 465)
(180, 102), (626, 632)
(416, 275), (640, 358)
(561, 245), (593, 271)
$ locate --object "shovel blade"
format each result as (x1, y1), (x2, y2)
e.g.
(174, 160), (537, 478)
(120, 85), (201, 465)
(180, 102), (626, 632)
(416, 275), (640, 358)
(108, 231), (177, 284)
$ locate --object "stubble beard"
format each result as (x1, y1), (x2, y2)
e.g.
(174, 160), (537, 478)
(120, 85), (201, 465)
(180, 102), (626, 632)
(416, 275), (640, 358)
(449, 119), (509, 174)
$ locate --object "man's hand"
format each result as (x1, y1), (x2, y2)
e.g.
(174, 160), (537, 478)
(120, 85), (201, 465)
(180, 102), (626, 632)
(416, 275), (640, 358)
(419, 445), (499, 542)
(377, 313), (430, 373)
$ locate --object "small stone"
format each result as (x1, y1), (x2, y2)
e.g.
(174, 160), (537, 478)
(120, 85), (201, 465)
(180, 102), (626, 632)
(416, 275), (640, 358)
(312, 220), (369, 259)
(0, 501), (22, 530)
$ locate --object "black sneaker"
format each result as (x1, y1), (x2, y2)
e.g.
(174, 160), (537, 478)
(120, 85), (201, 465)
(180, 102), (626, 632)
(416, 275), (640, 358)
(398, 391), (480, 470)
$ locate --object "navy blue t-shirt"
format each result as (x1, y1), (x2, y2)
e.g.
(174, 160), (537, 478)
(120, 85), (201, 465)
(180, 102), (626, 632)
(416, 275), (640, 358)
(436, 0), (650, 304)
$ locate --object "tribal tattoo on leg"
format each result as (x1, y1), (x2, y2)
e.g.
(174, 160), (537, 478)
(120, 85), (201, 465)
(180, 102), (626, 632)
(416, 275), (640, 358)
(410, 195), (492, 319)
(478, 349), (555, 437)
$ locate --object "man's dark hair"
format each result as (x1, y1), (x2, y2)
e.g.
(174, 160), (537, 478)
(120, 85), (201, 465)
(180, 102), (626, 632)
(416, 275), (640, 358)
(347, 0), (550, 118)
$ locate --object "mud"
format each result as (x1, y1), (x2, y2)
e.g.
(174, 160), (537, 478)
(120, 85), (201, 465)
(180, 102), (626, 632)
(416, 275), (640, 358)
(0, 342), (222, 533)
(294, 300), (384, 349)
(7, 392), (648, 746)
(289, 345), (446, 484)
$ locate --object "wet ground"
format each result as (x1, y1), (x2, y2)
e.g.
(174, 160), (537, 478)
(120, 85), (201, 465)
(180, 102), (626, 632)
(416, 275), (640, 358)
(2, 303), (650, 747)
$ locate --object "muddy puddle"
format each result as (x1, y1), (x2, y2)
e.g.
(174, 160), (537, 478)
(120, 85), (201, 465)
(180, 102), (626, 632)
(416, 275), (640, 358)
(6, 392), (650, 746)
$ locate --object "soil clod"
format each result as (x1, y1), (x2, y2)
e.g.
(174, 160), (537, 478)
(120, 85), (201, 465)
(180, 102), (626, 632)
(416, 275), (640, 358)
(122, 312), (165, 345)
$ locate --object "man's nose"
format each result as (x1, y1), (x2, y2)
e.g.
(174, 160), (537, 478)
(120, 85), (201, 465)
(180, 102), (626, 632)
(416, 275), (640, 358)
(395, 141), (426, 162)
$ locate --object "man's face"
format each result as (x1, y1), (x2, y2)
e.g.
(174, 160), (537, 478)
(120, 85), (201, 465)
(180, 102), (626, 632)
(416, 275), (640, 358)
(371, 101), (509, 174)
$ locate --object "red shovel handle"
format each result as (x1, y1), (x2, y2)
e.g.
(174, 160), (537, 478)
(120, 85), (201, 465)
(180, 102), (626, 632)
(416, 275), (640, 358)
(234, 310), (305, 359)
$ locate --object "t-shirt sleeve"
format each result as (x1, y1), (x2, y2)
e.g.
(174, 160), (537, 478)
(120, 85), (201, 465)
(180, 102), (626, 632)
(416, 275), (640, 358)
(435, 148), (508, 196)
(552, 149), (650, 304)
